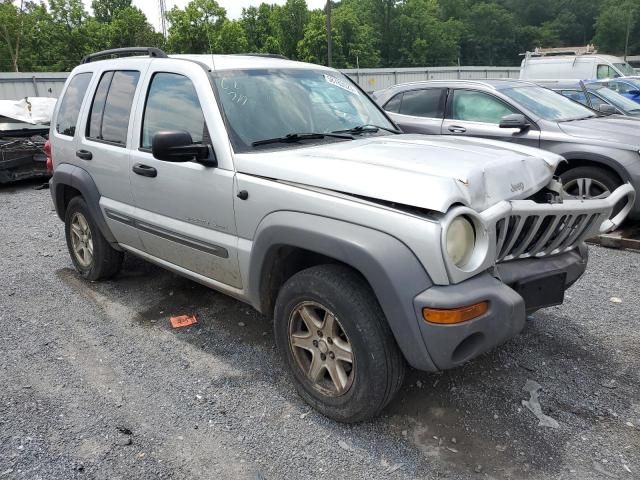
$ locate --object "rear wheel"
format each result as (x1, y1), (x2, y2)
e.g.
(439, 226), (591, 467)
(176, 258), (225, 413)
(273, 264), (405, 422)
(64, 196), (123, 281)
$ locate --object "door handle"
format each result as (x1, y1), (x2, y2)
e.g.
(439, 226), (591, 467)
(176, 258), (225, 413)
(448, 126), (467, 134)
(76, 149), (93, 160)
(132, 163), (157, 178)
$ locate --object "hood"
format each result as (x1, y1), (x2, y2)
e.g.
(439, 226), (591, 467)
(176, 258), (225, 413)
(235, 134), (561, 213)
(0, 97), (57, 125)
(558, 115), (640, 148)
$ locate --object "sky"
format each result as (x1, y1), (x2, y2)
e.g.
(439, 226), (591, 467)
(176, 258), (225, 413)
(133, 0), (328, 31)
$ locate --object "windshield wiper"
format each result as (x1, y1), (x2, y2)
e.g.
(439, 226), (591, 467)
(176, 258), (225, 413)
(332, 124), (402, 135)
(252, 132), (354, 147)
(560, 115), (598, 122)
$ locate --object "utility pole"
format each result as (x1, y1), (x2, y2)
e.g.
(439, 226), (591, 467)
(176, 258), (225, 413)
(159, 0), (168, 39)
(624, 7), (634, 61)
(325, 0), (332, 67)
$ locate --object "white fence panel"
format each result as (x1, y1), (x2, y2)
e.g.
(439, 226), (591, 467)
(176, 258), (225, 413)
(342, 66), (520, 91)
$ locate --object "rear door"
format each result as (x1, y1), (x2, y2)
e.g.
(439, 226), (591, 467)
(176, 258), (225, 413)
(77, 66), (147, 250)
(442, 89), (540, 147)
(383, 88), (446, 134)
(128, 60), (242, 289)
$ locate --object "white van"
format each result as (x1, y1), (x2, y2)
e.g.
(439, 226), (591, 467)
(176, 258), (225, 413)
(520, 54), (636, 80)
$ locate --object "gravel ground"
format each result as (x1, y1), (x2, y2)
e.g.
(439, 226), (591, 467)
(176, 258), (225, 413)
(1, 180), (639, 480)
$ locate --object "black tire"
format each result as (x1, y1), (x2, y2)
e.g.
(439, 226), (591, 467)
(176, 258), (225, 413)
(64, 196), (123, 281)
(273, 264), (405, 422)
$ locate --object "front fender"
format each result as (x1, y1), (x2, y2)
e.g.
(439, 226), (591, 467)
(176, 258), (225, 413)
(246, 211), (437, 371)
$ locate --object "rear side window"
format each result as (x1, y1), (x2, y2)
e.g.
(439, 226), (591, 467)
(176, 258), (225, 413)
(383, 93), (402, 113)
(87, 70), (140, 145)
(141, 73), (207, 149)
(398, 89), (445, 118)
(56, 73), (92, 136)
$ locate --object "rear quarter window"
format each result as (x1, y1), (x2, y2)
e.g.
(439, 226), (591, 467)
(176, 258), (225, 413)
(56, 73), (92, 137)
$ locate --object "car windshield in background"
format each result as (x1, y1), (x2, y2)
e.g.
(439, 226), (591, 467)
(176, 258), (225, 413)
(590, 86), (640, 113)
(212, 69), (395, 151)
(614, 63), (636, 76)
(501, 86), (597, 122)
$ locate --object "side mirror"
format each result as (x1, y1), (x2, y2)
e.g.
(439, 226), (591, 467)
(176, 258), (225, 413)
(627, 89), (640, 97)
(151, 131), (217, 167)
(596, 104), (617, 115)
(499, 113), (530, 130)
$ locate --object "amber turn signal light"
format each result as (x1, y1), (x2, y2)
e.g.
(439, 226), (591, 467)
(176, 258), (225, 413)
(422, 301), (488, 325)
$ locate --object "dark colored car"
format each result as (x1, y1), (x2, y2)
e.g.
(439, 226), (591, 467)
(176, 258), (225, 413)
(373, 79), (640, 220)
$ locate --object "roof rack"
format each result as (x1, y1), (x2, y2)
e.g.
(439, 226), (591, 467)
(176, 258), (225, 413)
(523, 45), (598, 57)
(238, 53), (289, 60)
(81, 47), (168, 64)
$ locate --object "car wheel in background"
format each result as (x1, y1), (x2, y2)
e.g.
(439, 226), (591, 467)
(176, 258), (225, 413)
(560, 166), (621, 200)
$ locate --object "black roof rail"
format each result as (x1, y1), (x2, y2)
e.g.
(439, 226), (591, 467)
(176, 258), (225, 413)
(238, 53), (289, 60)
(81, 47), (168, 64)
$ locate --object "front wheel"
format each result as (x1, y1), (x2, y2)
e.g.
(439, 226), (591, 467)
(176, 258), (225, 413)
(273, 264), (405, 422)
(560, 166), (620, 200)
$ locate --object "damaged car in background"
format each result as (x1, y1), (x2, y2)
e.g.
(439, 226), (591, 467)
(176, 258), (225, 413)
(0, 97), (56, 183)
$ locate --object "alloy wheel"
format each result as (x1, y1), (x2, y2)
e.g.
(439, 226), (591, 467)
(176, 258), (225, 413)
(70, 212), (94, 268)
(563, 177), (611, 200)
(288, 301), (355, 396)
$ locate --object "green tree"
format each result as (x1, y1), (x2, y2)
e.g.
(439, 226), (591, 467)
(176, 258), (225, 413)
(91, 0), (130, 23)
(107, 6), (162, 49)
(166, 0), (227, 54)
(392, 0), (463, 67)
(463, 2), (518, 65)
(240, 4), (281, 53)
(594, 0), (640, 55)
(332, 0), (380, 67)
(0, 0), (24, 71)
(217, 20), (249, 53)
(297, 9), (343, 65)
(274, 0), (309, 59)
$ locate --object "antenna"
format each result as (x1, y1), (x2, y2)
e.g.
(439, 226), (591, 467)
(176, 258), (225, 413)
(159, 0), (167, 38)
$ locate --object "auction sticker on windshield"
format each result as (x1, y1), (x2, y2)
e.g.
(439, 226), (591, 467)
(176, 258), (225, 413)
(324, 74), (358, 95)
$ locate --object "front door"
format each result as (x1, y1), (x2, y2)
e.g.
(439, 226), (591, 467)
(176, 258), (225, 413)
(441, 89), (541, 148)
(129, 63), (242, 289)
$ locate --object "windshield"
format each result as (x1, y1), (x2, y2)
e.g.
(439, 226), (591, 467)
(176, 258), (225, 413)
(614, 62), (636, 76)
(212, 68), (395, 151)
(501, 86), (597, 121)
(589, 86), (640, 113)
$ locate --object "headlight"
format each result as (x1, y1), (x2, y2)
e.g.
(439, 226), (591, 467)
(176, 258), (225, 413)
(446, 216), (476, 267)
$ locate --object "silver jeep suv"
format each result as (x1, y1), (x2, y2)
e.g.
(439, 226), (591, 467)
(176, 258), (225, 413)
(49, 48), (635, 422)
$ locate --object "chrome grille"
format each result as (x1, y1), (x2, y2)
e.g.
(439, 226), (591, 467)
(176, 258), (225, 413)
(494, 212), (601, 262)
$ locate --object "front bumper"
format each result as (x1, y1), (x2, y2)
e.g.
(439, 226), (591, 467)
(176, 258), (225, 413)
(413, 245), (588, 371)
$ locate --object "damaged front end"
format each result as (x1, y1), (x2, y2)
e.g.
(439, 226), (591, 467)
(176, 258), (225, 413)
(0, 128), (49, 184)
(0, 97), (55, 184)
